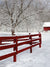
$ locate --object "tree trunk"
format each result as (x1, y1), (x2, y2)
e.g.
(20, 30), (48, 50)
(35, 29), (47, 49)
(11, 28), (15, 35)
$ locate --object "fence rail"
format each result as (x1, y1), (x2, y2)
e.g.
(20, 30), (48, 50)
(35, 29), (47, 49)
(0, 33), (41, 62)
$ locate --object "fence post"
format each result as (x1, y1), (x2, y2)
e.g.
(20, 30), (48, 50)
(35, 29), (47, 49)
(13, 36), (18, 62)
(16, 36), (18, 54)
(0, 40), (2, 45)
(39, 32), (41, 48)
(29, 33), (32, 53)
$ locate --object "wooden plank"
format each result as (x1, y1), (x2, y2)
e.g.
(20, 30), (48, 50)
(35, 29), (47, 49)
(17, 43), (40, 54)
(32, 38), (41, 41)
(32, 43), (40, 47)
(0, 44), (16, 50)
(17, 35), (29, 39)
(31, 34), (40, 37)
(0, 52), (16, 60)
(17, 40), (31, 46)
(0, 36), (16, 41)
(17, 39), (30, 41)
(2, 39), (14, 41)
(32, 42), (39, 44)
(17, 46), (31, 54)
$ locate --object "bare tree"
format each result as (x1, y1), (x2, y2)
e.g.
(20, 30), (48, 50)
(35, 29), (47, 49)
(0, 0), (49, 33)
(1, 0), (33, 35)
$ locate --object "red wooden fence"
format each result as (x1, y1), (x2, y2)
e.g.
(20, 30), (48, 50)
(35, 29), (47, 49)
(0, 33), (41, 62)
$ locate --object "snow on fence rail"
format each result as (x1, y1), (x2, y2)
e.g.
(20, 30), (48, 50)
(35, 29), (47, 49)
(0, 33), (41, 62)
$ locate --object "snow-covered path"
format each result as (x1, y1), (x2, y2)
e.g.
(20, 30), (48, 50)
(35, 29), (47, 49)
(0, 32), (50, 67)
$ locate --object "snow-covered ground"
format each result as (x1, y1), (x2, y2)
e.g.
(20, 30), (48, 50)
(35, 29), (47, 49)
(0, 32), (50, 67)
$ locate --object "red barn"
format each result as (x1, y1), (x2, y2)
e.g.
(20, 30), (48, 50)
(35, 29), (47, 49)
(43, 22), (50, 31)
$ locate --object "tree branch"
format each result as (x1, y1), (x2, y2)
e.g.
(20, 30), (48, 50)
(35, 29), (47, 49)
(15, 0), (33, 27)
(0, 22), (10, 27)
(17, 0), (33, 18)
(24, 0), (33, 11)
(17, 0), (23, 18)
(11, 2), (16, 17)
(15, 13), (37, 27)
(5, 0), (11, 16)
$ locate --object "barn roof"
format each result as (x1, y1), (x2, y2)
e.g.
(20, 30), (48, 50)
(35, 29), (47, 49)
(43, 22), (50, 27)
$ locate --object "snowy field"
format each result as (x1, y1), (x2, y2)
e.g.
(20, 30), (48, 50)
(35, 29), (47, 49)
(0, 32), (50, 67)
